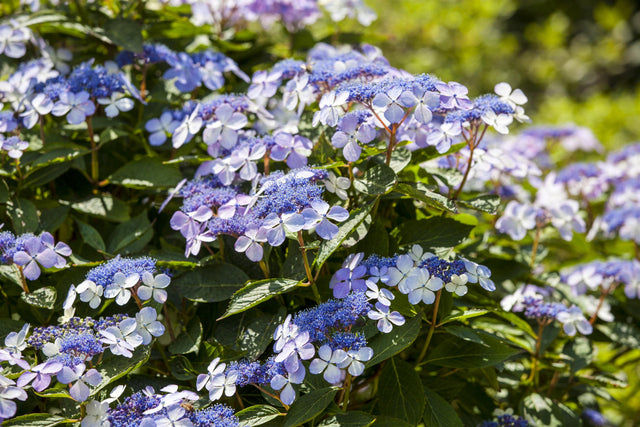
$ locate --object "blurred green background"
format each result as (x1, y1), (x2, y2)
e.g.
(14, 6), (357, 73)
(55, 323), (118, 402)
(317, 0), (640, 151)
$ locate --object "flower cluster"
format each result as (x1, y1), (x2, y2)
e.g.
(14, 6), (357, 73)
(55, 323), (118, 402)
(0, 230), (71, 280)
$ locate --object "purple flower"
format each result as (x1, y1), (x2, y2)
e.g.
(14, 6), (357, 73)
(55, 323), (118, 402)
(40, 232), (72, 268)
(164, 52), (201, 92)
(203, 104), (248, 149)
(331, 114), (376, 162)
(495, 201), (537, 241)
(330, 253), (367, 298)
(184, 223), (216, 257)
(57, 363), (102, 402)
(146, 112), (181, 146)
(337, 346), (373, 376)
(99, 318), (143, 358)
(234, 144), (267, 181)
(556, 306), (593, 336)
(0, 25), (30, 58)
(172, 105), (203, 148)
(51, 91), (96, 125)
(412, 88), (440, 124)
(211, 157), (243, 186)
(405, 268), (444, 304)
(271, 133), (313, 168)
(368, 302), (405, 333)
(302, 200), (349, 240)
(138, 272), (171, 304)
(170, 206), (213, 240)
(309, 345), (347, 384)
(0, 378), (28, 421)
(261, 212), (305, 247)
(97, 93), (134, 118)
(103, 272), (139, 306)
(76, 280), (103, 309)
(270, 359), (305, 406)
(372, 86), (417, 123)
(17, 360), (63, 392)
(13, 236), (58, 280)
(135, 306), (165, 345)
(314, 91), (349, 127)
(365, 280), (394, 306)
(436, 81), (473, 110)
(234, 226), (267, 262)
(247, 70), (282, 99)
(1, 136), (29, 159)
(218, 194), (252, 219)
(427, 121), (462, 153)
(274, 330), (315, 373)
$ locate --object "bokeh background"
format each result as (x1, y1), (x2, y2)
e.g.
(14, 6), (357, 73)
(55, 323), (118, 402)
(314, 0), (640, 151)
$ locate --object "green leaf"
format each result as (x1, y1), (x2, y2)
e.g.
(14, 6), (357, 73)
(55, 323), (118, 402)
(439, 309), (490, 326)
(563, 337), (593, 372)
(284, 387), (339, 427)
(372, 416), (413, 427)
(393, 217), (474, 250)
(423, 385), (463, 427)
(69, 194), (130, 222)
(21, 287), (56, 310)
(169, 355), (196, 381)
(92, 345), (151, 396)
(40, 205), (70, 233)
(353, 164), (397, 195)
(395, 182), (457, 213)
(22, 163), (71, 189)
(173, 263), (249, 302)
(367, 313), (422, 367)
(107, 210), (153, 254)
(220, 278), (300, 319)
(168, 317), (203, 355)
(237, 405), (283, 426)
(76, 220), (106, 252)
(423, 333), (520, 368)
(378, 358), (425, 425)
(2, 414), (72, 427)
(597, 322), (640, 349)
(109, 159), (183, 189)
(26, 145), (89, 172)
(372, 147), (412, 173)
(239, 309), (286, 360)
(104, 17), (144, 52)
(520, 393), (583, 427)
(458, 194), (501, 214)
(7, 198), (39, 234)
(314, 201), (376, 269)
(319, 411), (376, 427)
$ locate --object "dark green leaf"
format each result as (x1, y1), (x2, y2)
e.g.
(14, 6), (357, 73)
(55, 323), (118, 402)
(168, 317), (203, 355)
(221, 278), (299, 319)
(520, 393), (583, 427)
(395, 182), (457, 213)
(372, 148), (412, 173)
(378, 358), (425, 425)
(458, 194), (501, 214)
(372, 416), (413, 427)
(597, 322), (640, 349)
(353, 164), (397, 195)
(173, 263), (249, 302)
(284, 387), (339, 427)
(69, 194), (130, 222)
(169, 355), (196, 381)
(314, 201), (376, 269)
(109, 159), (183, 189)
(393, 217), (474, 250)
(107, 210), (153, 254)
(439, 309), (490, 326)
(21, 287), (56, 309)
(423, 333), (520, 368)
(76, 220), (106, 252)
(367, 313), (422, 367)
(563, 337), (593, 372)
(319, 411), (376, 427)
(239, 308), (286, 359)
(40, 206), (70, 233)
(104, 17), (144, 52)
(7, 198), (39, 234)
(423, 385), (463, 427)
(93, 345), (151, 395)
(22, 163), (71, 189)
(237, 405), (284, 426)
(2, 414), (72, 427)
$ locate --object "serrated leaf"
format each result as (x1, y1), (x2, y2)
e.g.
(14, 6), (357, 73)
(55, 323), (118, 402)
(173, 263), (249, 302)
(372, 147), (412, 173)
(423, 385), (463, 427)
(2, 414), (72, 426)
(439, 309), (490, 326)
(7, 198), (39, 234)
(284, 387), (339, 427)
(367, 313), (422, 367)
(107, 210), (153, 254)
(395, 182), (457, 213)
(237, 405), (284, 426)
(69, 194), (130, 222)
(314, 201), (376, 269)
(92, 345), (150, 396)
(319, 411), (376, 427)
(423, 333), (520, 368)
(109, 159), (183, 189)
(220, 278), (299, 319)
(393, 216), (474, 250)
(458, 194), (501, 214)
(353, 164), (397, 195)
(520, 393), (583, 427)
(378, 358), (425, 425)
(21, 287), (56, 309)
(168, 317), (202, 355)
(76, 220), (106, 252)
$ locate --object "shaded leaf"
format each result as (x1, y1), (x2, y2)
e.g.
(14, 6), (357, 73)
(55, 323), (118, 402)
(353, 164), (397, 195)
(237, 405), (283, 426)
(104, 17), (143, 52)
(367, 313), (422, 367)
(7, 198), (39, 234)
(92, 345), (151, 395)
(458, 194), (501, 214)
(395, 182), (457, 213)
(520, 393), (583, 427)
(109, 159), (183, 189)
(423, 385), (463, 427)
(107, 210), (153, 254)
(284, 387), (339, 427)
(2, 414), (72, 427)
(378, 358), (425, 425)
(76, 220), (106, 252)
(220, 278), (299, 319)
(423, 333), (520, 368)
(21, 287), (56, 310)
(393, 216), (474, 249)
(168, 317), (203, 355)
(173, 263), (249, 303)
(319, 411), (376, 427)
(69, 194), (130, 222)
